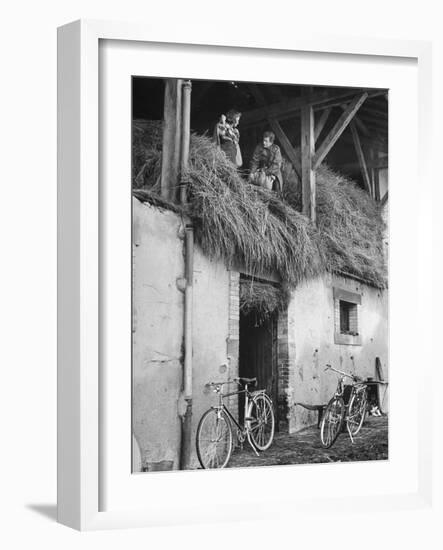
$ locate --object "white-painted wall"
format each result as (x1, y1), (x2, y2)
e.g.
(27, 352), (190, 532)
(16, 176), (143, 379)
(132, 200), (389, 459)
(132, 199), (185, 470)
(287, 273), (389, 432)
(132, 199), (233, 470)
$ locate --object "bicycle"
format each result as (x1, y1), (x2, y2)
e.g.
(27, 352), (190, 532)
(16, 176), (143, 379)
(320, 364), (368, 448)
(196, 377), (275, 469)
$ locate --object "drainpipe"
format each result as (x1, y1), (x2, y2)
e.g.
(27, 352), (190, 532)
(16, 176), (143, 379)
(179, 79), (194, 470)
(180, 224), (194, 470)
(180, 80), (192, 204)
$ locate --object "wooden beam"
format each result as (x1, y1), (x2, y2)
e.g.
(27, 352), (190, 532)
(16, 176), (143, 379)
(161, 78), (182, 201)
(350, 121), (371, 194)
(314, 107), (331, 142)
(313, 92), (368, 170)
(241, 89), (384, 126)
(301, 104), (316, 222)
(341, 104), (370, 137)
(268, 119), (300, 177)
(248, 84), (300, 177)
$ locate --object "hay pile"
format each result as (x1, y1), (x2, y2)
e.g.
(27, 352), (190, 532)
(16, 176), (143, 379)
(133, 120), (163, 188)
(132, 121), (387, 293)
(281, 156), (386, 288)
(184, 134), (324, 287)
(240, 280), (290, 320)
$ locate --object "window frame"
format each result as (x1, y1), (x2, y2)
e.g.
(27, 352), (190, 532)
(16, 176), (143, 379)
(333, 287), (362, 345)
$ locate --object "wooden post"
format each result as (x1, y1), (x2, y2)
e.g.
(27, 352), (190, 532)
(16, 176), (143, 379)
(180, 80), (192, 204)
(350, 121), (371, 194)
(369, 147), (376, 198)
(301, 104), (316, 223)
(161, 79), (182, 201)
(374, 157), (381, 202)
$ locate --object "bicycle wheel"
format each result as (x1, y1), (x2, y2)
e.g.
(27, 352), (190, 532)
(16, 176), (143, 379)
(196, 408), (233, 469)
(320, 397), (345, 448)
(347, 389), (367, 436)
(248, 394), (275, 451)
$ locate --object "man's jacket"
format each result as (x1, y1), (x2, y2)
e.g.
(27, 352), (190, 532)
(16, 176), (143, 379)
(250, 143), (283, 190)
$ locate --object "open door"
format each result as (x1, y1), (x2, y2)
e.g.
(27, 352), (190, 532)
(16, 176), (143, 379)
(239, 309), (279, 430)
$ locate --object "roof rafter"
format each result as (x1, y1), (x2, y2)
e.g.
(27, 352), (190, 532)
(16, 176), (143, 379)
(313, 93), (368, 170)
(241, 88), (385, 126)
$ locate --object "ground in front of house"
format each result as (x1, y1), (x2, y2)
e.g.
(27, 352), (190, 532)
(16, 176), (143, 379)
(227, 415), (388, 468)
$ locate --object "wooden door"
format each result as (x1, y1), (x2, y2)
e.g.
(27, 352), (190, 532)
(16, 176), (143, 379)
(239, 311), (278, 428)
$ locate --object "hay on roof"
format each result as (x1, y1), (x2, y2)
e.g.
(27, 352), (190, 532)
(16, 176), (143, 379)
(240, 280), (290, 322)
(132, 120), (387, 297)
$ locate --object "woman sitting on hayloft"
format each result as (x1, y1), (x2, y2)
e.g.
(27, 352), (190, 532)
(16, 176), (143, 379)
(213, 109), (243, 168)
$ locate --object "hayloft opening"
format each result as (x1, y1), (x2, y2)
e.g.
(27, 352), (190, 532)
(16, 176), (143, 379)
(132, 76), (388, 195)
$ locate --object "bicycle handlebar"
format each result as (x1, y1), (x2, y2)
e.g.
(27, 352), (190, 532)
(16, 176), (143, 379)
(205, 377), (257, 390)
(324, 364), (363, 383)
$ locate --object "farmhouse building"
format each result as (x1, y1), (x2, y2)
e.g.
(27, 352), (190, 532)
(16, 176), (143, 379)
(131, 79), (389, 471)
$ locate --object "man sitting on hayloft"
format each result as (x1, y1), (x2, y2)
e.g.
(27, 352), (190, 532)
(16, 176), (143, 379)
(249, 131), (283, 192)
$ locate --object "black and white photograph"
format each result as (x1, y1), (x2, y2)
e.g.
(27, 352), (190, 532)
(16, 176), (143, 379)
(131, 77), (389, 471)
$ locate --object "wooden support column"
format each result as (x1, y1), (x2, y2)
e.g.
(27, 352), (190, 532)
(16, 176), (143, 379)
(350, 121), (371, 194)
(368, 147), (376, 198)
(313, 92), (368, 170)
(161, 78), (182, 201)
(374, 159), (381, 201)
(301, 104), (316, 222)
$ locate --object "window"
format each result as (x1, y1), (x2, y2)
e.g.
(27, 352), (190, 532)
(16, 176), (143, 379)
(339, 300), (358, 335)
(333, 287), (362, 345)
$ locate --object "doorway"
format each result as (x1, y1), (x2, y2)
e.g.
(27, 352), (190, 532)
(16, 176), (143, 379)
(239, 309), (279, 430)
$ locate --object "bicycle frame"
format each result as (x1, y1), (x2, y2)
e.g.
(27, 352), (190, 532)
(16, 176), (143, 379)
(207, 380), (266, 455)
(325, 364), (367, 443)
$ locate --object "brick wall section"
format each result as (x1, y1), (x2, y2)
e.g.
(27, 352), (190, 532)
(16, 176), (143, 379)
(334, 299), (340, 331)
(276, 301), (297, 432)
(227, 271), (240, 423)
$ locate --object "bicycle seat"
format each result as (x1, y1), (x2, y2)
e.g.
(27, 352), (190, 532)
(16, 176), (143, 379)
(238, 377), (257, 385)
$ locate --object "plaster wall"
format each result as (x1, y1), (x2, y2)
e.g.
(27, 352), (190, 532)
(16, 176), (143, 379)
(132, 199), (237, 470)
(132, 199), (184, 470)
(189, 246), (234, 469)
(287, 273), (388, 432)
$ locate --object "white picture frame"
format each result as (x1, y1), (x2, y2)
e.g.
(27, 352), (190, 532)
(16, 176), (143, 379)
(57, 19), (433, 531)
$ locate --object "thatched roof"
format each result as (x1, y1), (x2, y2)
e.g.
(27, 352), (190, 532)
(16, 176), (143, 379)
(133, 121), (387, 291)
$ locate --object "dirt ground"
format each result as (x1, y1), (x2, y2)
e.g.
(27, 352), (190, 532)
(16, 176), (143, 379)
(227, 415), (388, 468)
